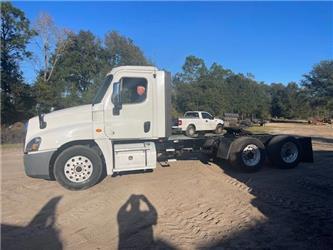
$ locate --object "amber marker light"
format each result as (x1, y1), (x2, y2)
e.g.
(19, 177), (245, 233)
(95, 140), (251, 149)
(96, 128), (102, 133)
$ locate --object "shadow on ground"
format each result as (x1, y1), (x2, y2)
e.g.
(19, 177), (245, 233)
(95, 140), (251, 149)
(199, 150), (333, 249)
(2, 149), (332, 249)
(116, 149), (333, 249)
(117, 194), (176, 249)
(1, 196), (63, 250)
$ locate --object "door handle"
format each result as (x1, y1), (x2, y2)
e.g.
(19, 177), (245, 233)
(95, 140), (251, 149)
(144, 121), (151, 133)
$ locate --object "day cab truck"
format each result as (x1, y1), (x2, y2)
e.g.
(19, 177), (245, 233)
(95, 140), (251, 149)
(173, 111), (224, 137)
(24, 66), (314, 190)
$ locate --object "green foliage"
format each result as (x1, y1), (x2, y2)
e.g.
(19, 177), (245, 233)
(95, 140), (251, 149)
(173, 56), (271, 119)
(302, 60), (333, 117)
(174, 57), (332, 120)
(104, 31), (150, 67)
(174, 55), (208, 84)
(35, 30), (103, 109)
(34, 30), (150, 111)
(1, 2), (36, 124)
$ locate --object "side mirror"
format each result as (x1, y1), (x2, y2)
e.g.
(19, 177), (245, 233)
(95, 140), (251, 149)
(35, 103), (41, 113)
(111, 82), (122, 115)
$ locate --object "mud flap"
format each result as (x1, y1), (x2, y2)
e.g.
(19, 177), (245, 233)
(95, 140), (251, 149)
(297, 137), (314, 163)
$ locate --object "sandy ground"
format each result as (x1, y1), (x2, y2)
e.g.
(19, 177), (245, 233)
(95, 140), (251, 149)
(1, 123), (333, 249)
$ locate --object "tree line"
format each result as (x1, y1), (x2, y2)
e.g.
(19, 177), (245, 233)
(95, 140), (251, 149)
(1, 2), (332, 125)
(173, 56), (332, 120)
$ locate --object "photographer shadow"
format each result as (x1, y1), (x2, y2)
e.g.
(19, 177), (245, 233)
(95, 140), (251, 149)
(117, 194), (174, 249)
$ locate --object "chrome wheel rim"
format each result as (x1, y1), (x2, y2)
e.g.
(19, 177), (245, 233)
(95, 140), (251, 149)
(189, 127), (195, 135)
(242, 144), (261, 167)
(281, 142), (298, 163)
(64, 155), (93, 183)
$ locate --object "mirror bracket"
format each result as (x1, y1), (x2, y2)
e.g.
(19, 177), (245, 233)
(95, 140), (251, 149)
(111, 82), (122, 115)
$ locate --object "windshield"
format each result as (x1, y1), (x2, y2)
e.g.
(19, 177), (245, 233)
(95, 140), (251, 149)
(93, 74), (113, 104)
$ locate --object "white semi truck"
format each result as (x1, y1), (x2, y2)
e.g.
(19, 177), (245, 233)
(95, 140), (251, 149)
(24, 66), (313, 190)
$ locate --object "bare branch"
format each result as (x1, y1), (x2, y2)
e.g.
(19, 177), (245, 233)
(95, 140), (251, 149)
(33, 12), (71, 82)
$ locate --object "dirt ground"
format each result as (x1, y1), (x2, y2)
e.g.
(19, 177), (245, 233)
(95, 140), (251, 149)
(1, 123), (333, 249)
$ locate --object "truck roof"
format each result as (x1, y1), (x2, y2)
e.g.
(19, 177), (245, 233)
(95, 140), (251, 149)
(108, 66), (159, 75)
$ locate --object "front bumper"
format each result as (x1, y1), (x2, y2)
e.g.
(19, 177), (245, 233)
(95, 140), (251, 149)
(24, 150), (56, 180)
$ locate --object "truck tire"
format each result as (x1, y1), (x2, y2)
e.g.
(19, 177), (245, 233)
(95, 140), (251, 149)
(186, 125), (196, 137)
(54, 145), (104, 190)
(267, 135), (301, 169)
(215, 124), (224, 134)
(228, 137), (265, 172)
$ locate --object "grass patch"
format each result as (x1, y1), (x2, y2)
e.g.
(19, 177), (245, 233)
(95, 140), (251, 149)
(247, 125), (275, 134)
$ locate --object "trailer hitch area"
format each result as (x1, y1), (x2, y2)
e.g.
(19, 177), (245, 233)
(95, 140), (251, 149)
(224, 127), (252, 136)
(201, 137), (220, 157)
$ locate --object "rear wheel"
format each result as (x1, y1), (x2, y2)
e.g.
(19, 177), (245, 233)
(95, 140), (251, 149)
(229, 137), (265, 172)
(267, 135), (301, 168)
(215, 124), (224, 134)
(186, 125), (196, 137)
(54, 145), (104, 190)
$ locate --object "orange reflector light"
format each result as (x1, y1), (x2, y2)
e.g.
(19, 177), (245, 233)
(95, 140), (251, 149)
(96, 128), (102, 133)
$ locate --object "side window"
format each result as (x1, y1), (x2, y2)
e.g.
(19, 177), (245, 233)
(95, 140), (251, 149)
(202, 112), (213, 119)
(121, 77), (147, 104)
(184, 112), (199, 118)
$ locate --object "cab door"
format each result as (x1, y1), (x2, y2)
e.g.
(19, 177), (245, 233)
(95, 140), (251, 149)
(104, 71), (155, 139)
(201, 112), (215, 130)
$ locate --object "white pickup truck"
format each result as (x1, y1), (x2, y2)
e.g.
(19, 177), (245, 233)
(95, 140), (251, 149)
(174, 111), (224, 137)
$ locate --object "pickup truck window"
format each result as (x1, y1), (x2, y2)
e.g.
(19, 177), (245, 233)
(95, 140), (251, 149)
(93, 74), (113, 104)
(184, 112), (199, 118)
(121, 77), (147, 104)
(202, 112), (213, 120)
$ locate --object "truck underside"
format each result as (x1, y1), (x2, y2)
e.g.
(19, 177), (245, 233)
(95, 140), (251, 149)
(155, 127), (313, 172)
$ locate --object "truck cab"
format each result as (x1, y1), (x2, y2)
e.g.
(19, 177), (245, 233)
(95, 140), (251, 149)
(24, 66), (172, 190)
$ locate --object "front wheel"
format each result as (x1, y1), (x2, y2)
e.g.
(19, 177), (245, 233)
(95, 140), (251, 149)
(215, 124), (224, 134)
(54, 145), (104, 190)
(185, 125), (196, 137)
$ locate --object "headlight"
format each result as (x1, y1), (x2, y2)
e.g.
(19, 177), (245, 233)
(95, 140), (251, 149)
(25, 137), (42, 153)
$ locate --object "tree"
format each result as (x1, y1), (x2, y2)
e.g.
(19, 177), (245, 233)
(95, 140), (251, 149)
(33, 12), (72, 83)
(104, 31), (150, 67)
(174, 55), (207, 84)
(270, 83), (289, 118)
(173, 57), (271, 119)
(302, 60), (333, 117)
(1, 2), (36, 124)
(33, 30), (152, 111)
(34, 31), (105, 109)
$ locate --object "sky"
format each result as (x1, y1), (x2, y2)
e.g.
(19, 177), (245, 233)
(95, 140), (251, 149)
(15, 1), (333, 85)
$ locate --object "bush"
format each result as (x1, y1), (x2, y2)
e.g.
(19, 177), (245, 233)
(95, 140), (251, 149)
(1, 122), (26, 144)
